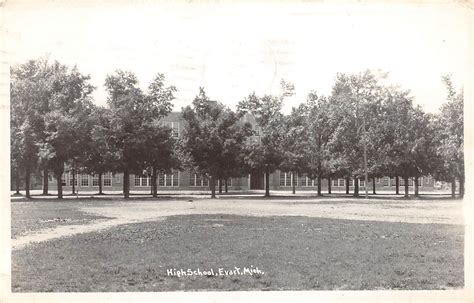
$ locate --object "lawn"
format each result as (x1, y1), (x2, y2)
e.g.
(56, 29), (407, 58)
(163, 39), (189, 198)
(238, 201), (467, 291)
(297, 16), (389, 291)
(11, 200), (112, 239)
(11, 212), (463, 291)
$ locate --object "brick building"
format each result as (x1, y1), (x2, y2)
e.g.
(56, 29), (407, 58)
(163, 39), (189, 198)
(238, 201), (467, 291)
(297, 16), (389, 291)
(35, 111), (444, 193)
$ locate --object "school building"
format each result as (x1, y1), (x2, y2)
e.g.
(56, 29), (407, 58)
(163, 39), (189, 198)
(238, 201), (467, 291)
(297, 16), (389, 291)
(28, 111), (447, 193)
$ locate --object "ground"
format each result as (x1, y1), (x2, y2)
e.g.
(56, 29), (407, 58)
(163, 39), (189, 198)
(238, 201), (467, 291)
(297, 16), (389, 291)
(10, 194), (464, 291)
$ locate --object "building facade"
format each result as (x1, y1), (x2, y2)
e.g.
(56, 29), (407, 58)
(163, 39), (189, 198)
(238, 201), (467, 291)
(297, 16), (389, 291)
(30, 111), (446, 193)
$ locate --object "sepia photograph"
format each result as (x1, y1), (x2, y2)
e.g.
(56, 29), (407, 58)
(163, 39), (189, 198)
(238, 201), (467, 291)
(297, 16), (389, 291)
(0, 0), (472, 302)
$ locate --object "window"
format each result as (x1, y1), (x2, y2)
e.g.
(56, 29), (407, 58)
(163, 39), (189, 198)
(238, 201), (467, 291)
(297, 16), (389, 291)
(69, 173), (78, 186)
(408, 178), (414, 187)
(349, 179), (354, 186)
(359, 179), (365, 187)
(103, 172), (112, 187)
(400, 178), (405, 186)
(279, 172), (286, 186)
(61, 174), (67, 186)
(134, 175), (151, 187)
(115, 174), (121, 184)
(218, 179), (233, 187)
(190, 173), (208, 187)
(81, 174), (89, 187)
(93, 174), (100, 187)
(162, 121), (180, 137)
(331, 178), (344, 187)
(134, 175), (141, 187)
(300, 174), (314, 187)
(418, 177), (423, 187)
(279, 172), (296, 187)
(338, 179), (345, 187)
(425, 176), (431, 184)
(158, 171), (179, 187)
(383, 177), (389, 186)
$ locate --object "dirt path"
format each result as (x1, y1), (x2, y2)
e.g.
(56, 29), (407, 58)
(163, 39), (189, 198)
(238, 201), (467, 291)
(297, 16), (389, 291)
(11, 198), (464, 250)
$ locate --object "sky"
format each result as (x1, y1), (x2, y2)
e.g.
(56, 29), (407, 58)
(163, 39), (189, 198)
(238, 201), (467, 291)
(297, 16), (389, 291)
(3, 0), (472, 113)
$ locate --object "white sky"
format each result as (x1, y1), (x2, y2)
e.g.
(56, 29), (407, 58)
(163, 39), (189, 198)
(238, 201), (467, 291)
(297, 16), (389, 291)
(4, 0), (472, 113)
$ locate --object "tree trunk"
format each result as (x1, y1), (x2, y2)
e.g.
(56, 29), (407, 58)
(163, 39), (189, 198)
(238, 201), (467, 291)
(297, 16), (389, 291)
(224, 179), (228, 193)
(317, 176), (322, 196)
(152, 167), (158, 198)
(414, 175), (419, 197)
(15, 169), (21, 195)
(404, 175), (409, 198)
(459, 175), (464, 198)
(372, 178), (376, 195)
(353, 177), (359, 197)
(123, 170), (130, 199)
(25, 166), (31, 198)
(327, 177), (331, 194)
(56, 171), (63, 199)
(451, 178), (456, 198)
(264, 168), (270, 197)
(98, 173), (103, 195)
(292, 173), (296, 194)
(72, 168), (76, 195)
(219, 179), (223, 194)
(345, 177), (350, 194)
(42, 168), (49, 195)
(210, 177), (216, 198)
(395, 176), (399, 195)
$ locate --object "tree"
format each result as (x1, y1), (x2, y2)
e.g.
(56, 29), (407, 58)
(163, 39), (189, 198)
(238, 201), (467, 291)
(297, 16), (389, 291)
(80, 106), (116, 195)
(105, 71), (177, 198)
(10, 59), (93, 198)
(328, 71), (385, 197)
(378, 87), (433, 197)
(142, 121), (180, 197)
(432, 76), (464, 197)
(182, 88), (251, 198)
(39, 65), (95, 198)
(237, 81), (292, 197)
(10, 59), (51, 197)
(280, 105), (308, 194)
(303, 93), (334, 196)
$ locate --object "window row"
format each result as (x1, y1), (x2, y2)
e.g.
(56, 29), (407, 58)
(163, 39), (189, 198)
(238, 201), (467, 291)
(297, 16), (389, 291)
(134, 171), (180, 187)
(54, 171), (235, 188)
(66, 172), (113, 187)
(279, 173), (367, 187)
(279, 173), (428, 188)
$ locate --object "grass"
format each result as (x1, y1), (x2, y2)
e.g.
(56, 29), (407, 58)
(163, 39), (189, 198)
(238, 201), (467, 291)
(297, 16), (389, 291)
(11, 201), (112, 239)
(11, 214), (463, 292)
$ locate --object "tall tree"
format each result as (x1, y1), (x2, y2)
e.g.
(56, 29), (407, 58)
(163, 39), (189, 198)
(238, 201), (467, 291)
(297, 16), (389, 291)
(432, 76), (464, 197)
(237, 87), (289, 197)
(105, 71), (177, 198)
(280, 105), (308, 194)
(10, 59), (50, 197)
(80, 106), (116, 195)
(142, 121), (180, 197)
(304, 93), (334, 196)
(182, 88), (251, 198)
(378, 87), (433, 197)
(39, 65), (95, 198)
(328, 71), (385, 197)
